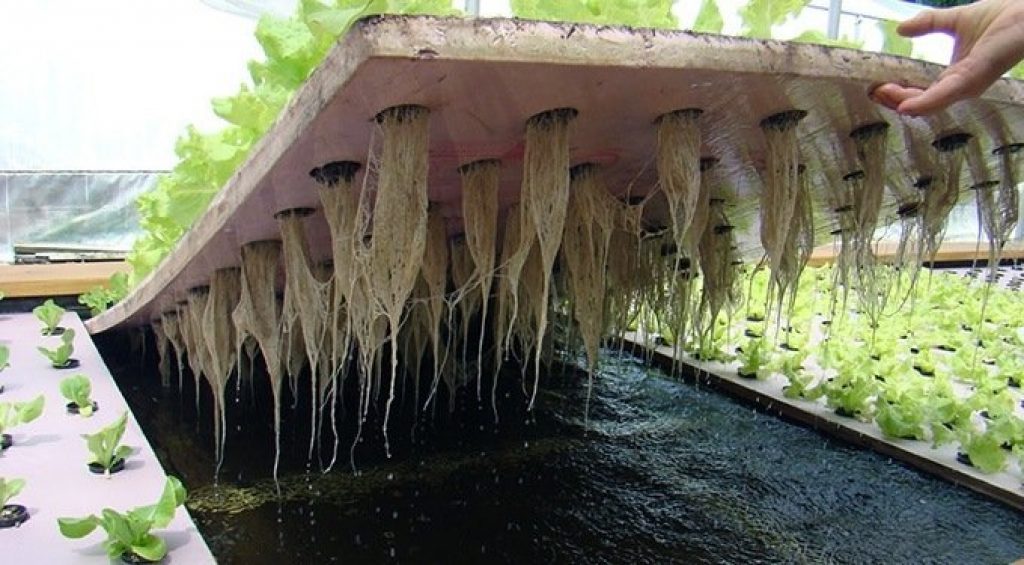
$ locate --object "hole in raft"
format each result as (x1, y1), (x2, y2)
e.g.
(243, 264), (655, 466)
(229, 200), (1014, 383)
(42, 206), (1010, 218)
(188, 285), (210, 296)
(700, 156), (719, 171)
(309, 160), (361, 186)
(970, 180), (999, 191)
(849, 121), (890, 141)
(0, 504), (29, 529)
(843, 170), (865, 182)
(759, 109), (808, 130)
(569, 162), (599, 179)
(374, 104), (430, 124)
(527, 107), (579, 127)
(897, 201), (920, 218)
(457, 158), (502, 176)
(931, 132), (972, 152)
(654, 107), (704, 125)
(992, 142), (1024, 156)
(273, 207), (316, 220)
(66, 401), (99, 415)
(642, 225), (670, 238)
(913, 176), (934, 190)
(88, 457), (126, 475)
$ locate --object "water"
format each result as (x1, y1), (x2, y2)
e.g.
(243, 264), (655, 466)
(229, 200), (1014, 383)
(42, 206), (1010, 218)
(104, 340), (1024, 564)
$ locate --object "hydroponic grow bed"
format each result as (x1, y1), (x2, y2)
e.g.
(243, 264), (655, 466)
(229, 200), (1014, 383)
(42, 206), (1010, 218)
(0, 312), (213, 563)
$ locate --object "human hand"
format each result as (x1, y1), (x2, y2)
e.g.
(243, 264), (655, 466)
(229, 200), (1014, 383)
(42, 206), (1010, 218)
(870, 0), (1024, 116)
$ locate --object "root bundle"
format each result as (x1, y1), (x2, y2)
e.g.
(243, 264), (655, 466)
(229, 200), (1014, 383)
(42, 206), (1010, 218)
(759, 110), (811, 325)
(519, 108), (577, 409)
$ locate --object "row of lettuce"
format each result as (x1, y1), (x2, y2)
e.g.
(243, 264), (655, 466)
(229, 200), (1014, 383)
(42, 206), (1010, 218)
(81, 0), (957, 313)
(1, 301), (188, 561)
(653, 264), (1024, 476)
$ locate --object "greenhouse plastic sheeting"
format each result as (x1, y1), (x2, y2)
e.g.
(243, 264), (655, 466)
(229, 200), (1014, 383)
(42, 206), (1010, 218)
(0, 171), (158, 262)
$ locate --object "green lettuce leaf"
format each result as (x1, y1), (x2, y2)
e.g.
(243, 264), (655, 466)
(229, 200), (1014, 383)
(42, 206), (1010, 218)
(510, 0), (678, 29)
(879, 20), (912, 57)
(693, 0), (723, 33)
(739, 0), (807, 39)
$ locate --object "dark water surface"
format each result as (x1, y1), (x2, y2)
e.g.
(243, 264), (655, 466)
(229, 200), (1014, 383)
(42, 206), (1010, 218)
(103, 340), (1024, 565)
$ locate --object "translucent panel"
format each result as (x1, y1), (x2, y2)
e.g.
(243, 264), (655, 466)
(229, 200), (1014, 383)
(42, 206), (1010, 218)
(0, 172), (158, 261)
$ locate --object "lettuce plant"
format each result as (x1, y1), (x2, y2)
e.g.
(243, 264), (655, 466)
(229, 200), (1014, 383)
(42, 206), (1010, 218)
(60, 374), (96, 417)
(874, 375), (927, 440)
(736, 337), (770, 379)
(33, 299), (65, 335)
(821, 350), (878, 420)
(0, 477), (24, 508)
(958, 429), (1008, 474)
(692, 318), (734, 362)
(0, 477), (27, 528)
(78, 272), (130, 316)
(922, 376), (967, 447)
(0, 396), (45, 449)
(38, 329), (76, 368)
(510, 0), (678, 29)
(950, 351), (991, 384)
(913, 347), (937, 377)
(777, 351), (821, 400)
(82, 412), (131, 475)
(58, 476), (186, 562)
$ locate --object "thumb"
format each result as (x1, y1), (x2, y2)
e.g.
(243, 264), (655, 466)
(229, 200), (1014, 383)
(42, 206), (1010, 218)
(897, 7), (962, 38)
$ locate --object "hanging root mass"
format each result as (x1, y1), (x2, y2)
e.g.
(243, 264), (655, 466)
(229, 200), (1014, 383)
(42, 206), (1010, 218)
(151, 99), (1018, 481)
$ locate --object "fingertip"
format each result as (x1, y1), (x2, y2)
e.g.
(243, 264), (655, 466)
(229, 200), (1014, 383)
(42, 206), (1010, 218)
(896, 12), (931, 37)
(897, 94), (940, 117)
(896, 8), (957, 38)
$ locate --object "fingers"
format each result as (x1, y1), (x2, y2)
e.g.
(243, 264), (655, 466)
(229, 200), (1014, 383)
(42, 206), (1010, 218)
(896, 71), (972, 116)
(897, 7), (962, 37)
(870, 83), (926, 112)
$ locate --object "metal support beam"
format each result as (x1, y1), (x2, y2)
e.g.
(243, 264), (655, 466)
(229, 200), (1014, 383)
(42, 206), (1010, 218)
(827, 0), (842, 39)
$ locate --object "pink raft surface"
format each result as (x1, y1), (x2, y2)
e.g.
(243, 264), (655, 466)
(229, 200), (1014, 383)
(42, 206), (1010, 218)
(86, 16), (1024, 333)
(0, 312), (214, 563)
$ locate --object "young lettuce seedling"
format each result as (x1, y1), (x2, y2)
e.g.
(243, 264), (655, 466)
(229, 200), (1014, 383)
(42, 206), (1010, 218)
(38, 329), (77, 369)
(0, 477), (28, 528)
(60, 374), (97, 416)
(33, 299), (66, 336)
(82, 412), (131, 475)
(737, 337), (769, 379)
(58, 476), (187, 562)
(0, 395), (45, 451)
